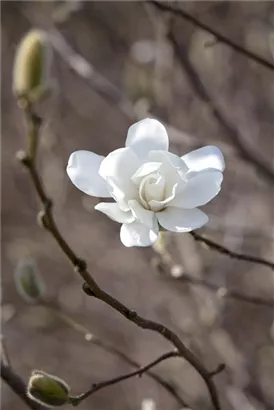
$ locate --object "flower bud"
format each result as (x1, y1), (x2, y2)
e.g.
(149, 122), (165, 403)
(13, 29), (52, 101)
(14, 259), (45, 303)
(27, 370), (70, 407)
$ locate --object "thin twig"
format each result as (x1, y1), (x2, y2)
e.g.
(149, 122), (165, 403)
(49, 27), (136, 120)
(166, 28), (274, 184)
(1, 361), (46, 410)
(70, 351), (181, 405)
(17, 103), (223, 410)
(150, 1), (274, 72)
(44, 303), (189, 408)
(179, 275), (274, 308)
(190, 231), (274, 271)
(208, 364), (226, 378)
(153, 238), (274, 308)
(156, 262), (274, 308)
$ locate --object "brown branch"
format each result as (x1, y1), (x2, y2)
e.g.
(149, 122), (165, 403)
(166, 28), (274, 184)
(155, 251), (274, 310)
(190, 231), (274, 271)
(44, 303), (189, 408)
(155, 260), (274, 308)
(17, 103), (223, 410)
(208, 364), (226, 378)
(70, 351), (181, 406)
(178, 274), (274, 308)
(153, 238), (274, 308)
(49, 27), (136, 121)
(1, 361), (46, 410)
(150, 1), (274, 72)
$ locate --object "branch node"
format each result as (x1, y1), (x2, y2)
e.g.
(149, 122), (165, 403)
(32, 114), (43, 129)
(126, 310), (137, 320)
(43, 199), (53, 212)
(74, 259), (87, 273)
(16, 150), (31, 167)
(37, 210), (50, 230)
(208, 363), (226, 378)
(82, 283), (96, 297)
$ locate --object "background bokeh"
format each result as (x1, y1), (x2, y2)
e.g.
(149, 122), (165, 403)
(1, 2), (274, 410)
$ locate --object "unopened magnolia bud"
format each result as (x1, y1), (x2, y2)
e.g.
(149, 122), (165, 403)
(27, 370), (70, 407)
(14, 259), (45, 303)
(13, 29), (52, 101)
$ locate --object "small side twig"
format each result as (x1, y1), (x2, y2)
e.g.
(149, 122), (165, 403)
(166, 27), (274, 184)
(1, 361), (47, 410)
(153, 238), (274, 308)
(190, 231), (274, 271)
(70, 351), (180, 406)
(150, 1), (274, 72)
(208, 364), (226, 378)
(49, 27), (136, 120)
(44, 302), (189, 408)
(157, 264), (274, 308)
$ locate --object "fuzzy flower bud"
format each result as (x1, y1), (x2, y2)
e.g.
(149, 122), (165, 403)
(27, 370), (70, 407)
(13, 29), (52, 101)
(14, 259), (45, 303)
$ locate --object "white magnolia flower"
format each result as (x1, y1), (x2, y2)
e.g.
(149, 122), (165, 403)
(67, 119), (225, 247)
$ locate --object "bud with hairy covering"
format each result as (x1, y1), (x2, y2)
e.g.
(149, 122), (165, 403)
(13, 29), (52, 101)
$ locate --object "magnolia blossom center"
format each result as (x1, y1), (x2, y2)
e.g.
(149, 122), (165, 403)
(133, 168), (169, 212)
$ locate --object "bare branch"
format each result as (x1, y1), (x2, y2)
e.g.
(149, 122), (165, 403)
(190, 231), (274, 271)
(49, 27), (136, 121)
(17, 101), (223, 410)
(208, 364), (226, 378)
(166, 28), (274, 184)
(44, 303), (189, 408)
(150, 1), (274, 72)
(178, 274), (274, 308)
(70, 351), (181, 406)
(1, 361), (47, 410)
(153, 246), (274, 308)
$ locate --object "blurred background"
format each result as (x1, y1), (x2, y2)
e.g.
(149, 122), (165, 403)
(1, 1), (274, 410)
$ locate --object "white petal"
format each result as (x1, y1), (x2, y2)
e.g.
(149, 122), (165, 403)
(131, 162), (161, 184)
(67, 150), (110, 197)
(149, 150), (188, 172)
(99, 147), (140, 200)
(157, 207), (209, 232)
(95, 202), (134, 223)
(106, 178), (130, 211)
(99, 147), (140, 181)
(170, 171), (223, 209)
(126, 118), (169, 158)
(120, 221), (159, 247)
(149, 150), (188, 195)
(182, 146), (225, 173)
(128, 200), (155, 229)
